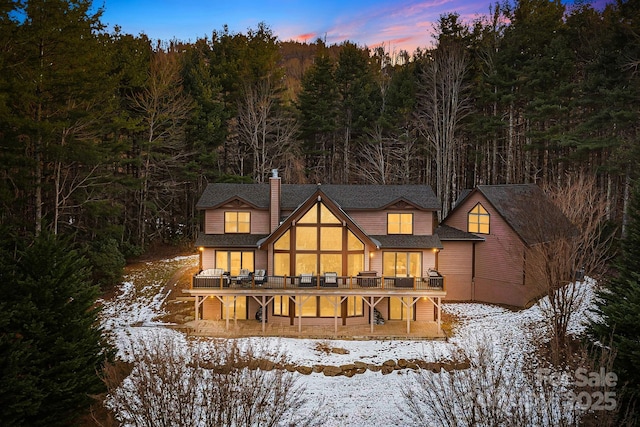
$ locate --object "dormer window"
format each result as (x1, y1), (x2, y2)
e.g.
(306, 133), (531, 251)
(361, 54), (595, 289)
(225, 211), (250, 233)
(388, 213), (413, 234)
(468, 203), (489, 234)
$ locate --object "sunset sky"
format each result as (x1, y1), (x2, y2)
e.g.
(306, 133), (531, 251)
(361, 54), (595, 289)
(100, 0), (592, 54)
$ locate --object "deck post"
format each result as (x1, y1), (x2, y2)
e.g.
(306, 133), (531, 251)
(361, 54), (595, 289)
(406, 301), (411, 334)
(194, 295), (199, 333)
(334, 300), (339, 334)
(437, 296), (442, 334)
(370, 296), (374, 333)
(262, 295), (266, 333)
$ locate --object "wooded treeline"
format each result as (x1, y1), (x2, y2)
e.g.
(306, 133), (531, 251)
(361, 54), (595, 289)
(0, 0), (638, 269)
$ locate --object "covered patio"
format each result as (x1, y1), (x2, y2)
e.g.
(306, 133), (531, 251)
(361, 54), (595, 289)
(183, 285), (446, 338)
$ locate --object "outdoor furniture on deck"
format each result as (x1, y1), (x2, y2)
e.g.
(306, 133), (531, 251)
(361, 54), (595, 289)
(252, 269), (267, 286)
(357, 271), (378, 287)
(299, 273), (317, 287)
(394, 276), (414, 288)
(196, 268), (230, 287)
(322, 272), (338, 287)
(236, 268), (251, 286)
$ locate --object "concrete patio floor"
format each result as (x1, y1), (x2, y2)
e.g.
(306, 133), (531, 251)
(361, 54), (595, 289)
(181, 319), (446, 341)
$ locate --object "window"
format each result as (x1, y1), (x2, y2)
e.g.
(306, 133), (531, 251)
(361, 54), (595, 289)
(383, 252), (421, 277)
(468, 203), (490, 234)
(295, 296), (317, 317)
(273, 296), (289, 316)
(273, 201), (364, 277)
(387, 213), (413, 234)
(319, 296), (340, 317)
(389, 297), (415, 320)
(347, 296), (363, 316)
(221, 296), (247, 320)
(225, 211), (250, 233)
(216, 251), (254, 276)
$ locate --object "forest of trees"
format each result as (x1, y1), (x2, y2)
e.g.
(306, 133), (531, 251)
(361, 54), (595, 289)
(0, 0), (638, 267)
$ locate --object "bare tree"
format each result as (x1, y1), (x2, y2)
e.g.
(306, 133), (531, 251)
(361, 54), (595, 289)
(526, 172), (615, 364)
(105, 333), (323, 427)
(234, 78), (299, 183)
(129, 50), (194, 247)
(401, 332), (632, 427)
(415, 42), (472, 219)
(400, 334), (582, 427)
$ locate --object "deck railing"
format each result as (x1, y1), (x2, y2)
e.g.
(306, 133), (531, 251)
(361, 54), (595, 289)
(192, 273), (445, 291)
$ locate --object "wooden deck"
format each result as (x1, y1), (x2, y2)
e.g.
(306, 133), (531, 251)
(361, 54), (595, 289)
(181, 319), (446, 340)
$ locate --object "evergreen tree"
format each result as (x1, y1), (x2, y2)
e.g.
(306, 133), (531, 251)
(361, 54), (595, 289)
(589, 180), (640, 409)
(334, 42), (379, 183)
(0, 233), (112, 426)
(296, 40), (338, 182)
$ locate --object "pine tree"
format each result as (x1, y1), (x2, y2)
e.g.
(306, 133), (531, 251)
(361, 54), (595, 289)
(589, 180), (640, 409)
(296, 41), (338, 182)
(0, 232), (112, 426)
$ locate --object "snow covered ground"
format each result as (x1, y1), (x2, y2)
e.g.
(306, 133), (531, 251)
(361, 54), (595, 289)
(99, 255), (597, 426)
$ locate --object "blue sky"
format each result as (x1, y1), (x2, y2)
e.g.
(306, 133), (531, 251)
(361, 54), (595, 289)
(99, 0), (595, 54)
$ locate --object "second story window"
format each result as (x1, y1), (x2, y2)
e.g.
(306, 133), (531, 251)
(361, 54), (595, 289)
(225, 211), (250, 233)
(388, 213), (413, 234)
(468, 203), (490, 234)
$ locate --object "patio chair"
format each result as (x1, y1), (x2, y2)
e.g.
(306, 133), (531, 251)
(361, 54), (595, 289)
(236, 268), (251, 286)
(252, 269), (267, 286)
(299, 273), (316, 287)
(322, 272), (338, 287)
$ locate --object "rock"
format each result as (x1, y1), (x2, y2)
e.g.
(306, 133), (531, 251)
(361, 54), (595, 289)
(354, 361), (368, 369)
(312, 365), (325, 373)
(381, 365), (395, 375)
(296, 366), (313, 375)
(383, 359), (397, 368)
(323, 366), (343, 377)
(331, 347), (350, 355)
(397, 358), (409, 368)
(259, 360), (275, 371)
(340, 363), (356, 372)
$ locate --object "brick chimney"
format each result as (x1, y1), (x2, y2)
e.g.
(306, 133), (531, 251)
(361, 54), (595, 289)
(269, 169), (281, 233)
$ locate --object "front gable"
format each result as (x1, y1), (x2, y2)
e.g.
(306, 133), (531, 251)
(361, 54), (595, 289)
(258, 188), (379, 250)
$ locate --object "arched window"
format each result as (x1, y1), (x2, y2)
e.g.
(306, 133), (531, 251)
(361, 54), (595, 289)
(468, 203), (490, 234)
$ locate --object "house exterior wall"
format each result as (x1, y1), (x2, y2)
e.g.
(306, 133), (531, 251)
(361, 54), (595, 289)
(204, 206), (269, 235)
(439, 241), (474, 301)
(444, 193), (529, 307)
(415, 298), (435, 322)
(349, 210), (434, 235)
(203, 297), (221, 320)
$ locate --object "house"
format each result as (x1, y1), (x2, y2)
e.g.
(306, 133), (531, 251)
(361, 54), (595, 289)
(186, 174), (572, 335)
(441, 184), (574, 307)
(187, 171), (448, 335)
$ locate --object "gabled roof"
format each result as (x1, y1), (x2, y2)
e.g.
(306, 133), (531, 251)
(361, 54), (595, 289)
(371, 234), (443, 249)
(257, 187), (381, 249)
(435, 224), (485, 241)
(195, 233), (269, 248)
(446, 184), (574, 246)
(196, 183), (441, 211)
(196, 183), (270, 209)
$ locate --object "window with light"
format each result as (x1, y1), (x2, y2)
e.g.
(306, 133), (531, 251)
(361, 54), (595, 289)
(387, 213), (413, 234)
(468, 203), (490, 234)
(225, 211), (250, 233)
